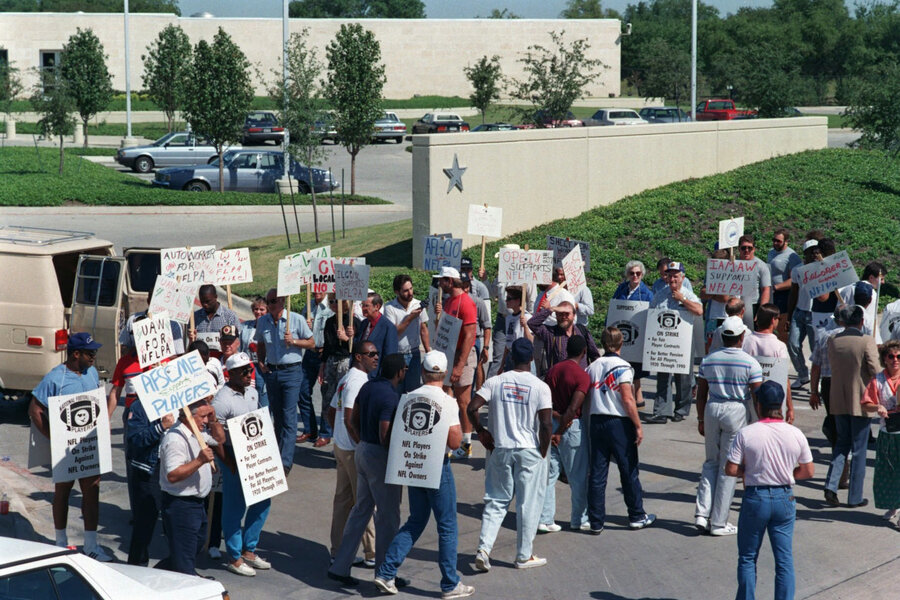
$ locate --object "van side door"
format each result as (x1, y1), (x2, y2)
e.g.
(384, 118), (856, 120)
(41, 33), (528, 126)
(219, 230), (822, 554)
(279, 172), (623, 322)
(69, 256), (126, 379)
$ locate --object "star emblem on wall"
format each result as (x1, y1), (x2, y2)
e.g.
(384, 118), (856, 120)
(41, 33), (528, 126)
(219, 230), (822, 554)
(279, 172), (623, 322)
(443, 153), (467, 194)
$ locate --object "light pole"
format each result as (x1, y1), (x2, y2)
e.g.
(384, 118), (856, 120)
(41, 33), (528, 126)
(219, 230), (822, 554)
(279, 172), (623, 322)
(282, 0), (290, 179)
(690, 0), (697, 121)
(122, 0), (137, 147)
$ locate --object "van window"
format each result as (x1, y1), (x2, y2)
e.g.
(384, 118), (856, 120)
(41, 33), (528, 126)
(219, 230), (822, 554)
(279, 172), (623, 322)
(126, 253), (160, 293)
(51, 247), (112, 308)
(75, 258), (122, 307)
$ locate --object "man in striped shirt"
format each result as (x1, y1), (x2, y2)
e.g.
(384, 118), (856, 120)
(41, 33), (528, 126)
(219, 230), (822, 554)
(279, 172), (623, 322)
(694, 316), (763, 537)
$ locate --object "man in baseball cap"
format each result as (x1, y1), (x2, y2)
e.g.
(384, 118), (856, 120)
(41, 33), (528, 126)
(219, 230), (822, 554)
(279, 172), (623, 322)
(29, 331), (111, 560)
(374, 350), (470, 597)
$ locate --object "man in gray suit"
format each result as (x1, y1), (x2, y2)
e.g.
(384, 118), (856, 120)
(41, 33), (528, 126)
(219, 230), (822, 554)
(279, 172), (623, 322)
(823, 304), (880, 508)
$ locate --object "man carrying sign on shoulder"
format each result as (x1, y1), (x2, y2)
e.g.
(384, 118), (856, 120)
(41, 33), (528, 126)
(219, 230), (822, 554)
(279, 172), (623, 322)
(255, 289), (315, 475)
(29, 333), (112, 561)
(374, 351), (473, 599)
(191, 284), (240, 356)
(212, 352), (271, 577)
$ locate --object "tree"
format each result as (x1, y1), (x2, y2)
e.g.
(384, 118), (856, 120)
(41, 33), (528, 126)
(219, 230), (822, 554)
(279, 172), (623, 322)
(141, 24), (191, 133)
(60, 28), (113, 148)
(463, 55), (503, 124)
(731, 42), (805, 118)
(484, 8), (520, 18)
(289, 0), (424, 18)
(639, 38), (690, 109)
(30, 70), (76, 175)
(507, 30), (604, 127)
(0, 51), (23, 117)
(271, 29), (328, 239)
(182, 28), (254, 193)
(323, 23), (386, 196)
(560, 0), (620, 19)
(845, 61), (900, 157)
(0, 0), (180, 13)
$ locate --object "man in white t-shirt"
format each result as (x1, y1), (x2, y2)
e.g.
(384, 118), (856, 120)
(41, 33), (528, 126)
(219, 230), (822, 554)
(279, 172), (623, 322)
(737, 234), (772, 331)
(586, 327), (656, 534)
(384, 274), (431, 393)
(499, 285), (532, 374)
(839, 279), (878, 340)
(374, 351), (473, 599)
(325, 341), (377, 568)
(467, 338), (553, 571)
(725, 381), (814, 600)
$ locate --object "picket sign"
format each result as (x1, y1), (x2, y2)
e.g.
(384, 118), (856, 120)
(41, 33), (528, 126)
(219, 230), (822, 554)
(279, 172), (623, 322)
(547, 236), (591, 271)
(334, 263), (371, 301)
(606, 300), (649, 363)
(133, 310), (176, 369)
(227, 408), (289, 504)
(148, 274), (196, 325)
(561, 245), (586, 296)
(497, 247), (553, 285)
(796, 250), (858, 299)
(704, 259), (759, 297)
(718, 217), (744, 250)
(161, 245), (214, 337)
(467, 204), (502, 271)
(432, 314), (462, 386)
(48, 387), (112, 483)
(642, 308), (694, 375)
(423, 235), (462, 271)
(215, 248), (253, 310)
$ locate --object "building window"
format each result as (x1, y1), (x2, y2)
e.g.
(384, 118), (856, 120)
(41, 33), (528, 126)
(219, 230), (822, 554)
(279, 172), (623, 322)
(40, 50), (62, 92)
(0, 49), (9, 68)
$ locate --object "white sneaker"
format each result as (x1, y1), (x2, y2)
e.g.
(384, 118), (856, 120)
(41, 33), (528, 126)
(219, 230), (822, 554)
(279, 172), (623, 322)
(227, 561), (256, 577)
(578, 522), (593, 532)
(881, 508), (898, 521)
(374, 577), (398, 595)
(694, 516), (709, 532)
(629, 513), (657, 530)
(242, 554), (271, 570)
(710, 523), (738, 536)
(208, 547), (222, 559)
(442, 582), (475, 599)
(85, 546), (113, 562)
(514, 555), (547, 569)
(449, 443), (472, 460)
(474, 549), (491, 572)
(537, 522), (562, 533)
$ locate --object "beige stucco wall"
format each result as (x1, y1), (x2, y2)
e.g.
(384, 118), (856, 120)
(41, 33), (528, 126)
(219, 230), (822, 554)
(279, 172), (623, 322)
(411, 118), (829, 267)
(1, 13), (621, 98)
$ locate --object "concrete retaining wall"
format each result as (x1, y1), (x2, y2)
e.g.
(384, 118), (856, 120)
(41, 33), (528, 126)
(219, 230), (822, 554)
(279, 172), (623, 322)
(411, 118), (829, 267)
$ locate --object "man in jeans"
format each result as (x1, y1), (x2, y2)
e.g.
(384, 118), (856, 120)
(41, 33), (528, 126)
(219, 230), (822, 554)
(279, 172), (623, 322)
(468, 338), (553, 571)
(786, 237), (824, 389)
(374, 352), (473, 599)
(694, 316), (763, 536)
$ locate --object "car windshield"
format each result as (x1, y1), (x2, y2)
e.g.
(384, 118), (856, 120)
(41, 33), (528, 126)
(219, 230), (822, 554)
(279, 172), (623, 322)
(207, 150), (242, 167)
(152, 132), (177, 147)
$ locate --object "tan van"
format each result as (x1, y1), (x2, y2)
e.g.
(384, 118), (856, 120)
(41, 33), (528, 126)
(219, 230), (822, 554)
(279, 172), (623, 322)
(0, 226), (160, 414)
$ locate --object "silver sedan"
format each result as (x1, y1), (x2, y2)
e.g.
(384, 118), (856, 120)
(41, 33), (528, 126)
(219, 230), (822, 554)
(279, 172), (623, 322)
(115, 132), (240, 173)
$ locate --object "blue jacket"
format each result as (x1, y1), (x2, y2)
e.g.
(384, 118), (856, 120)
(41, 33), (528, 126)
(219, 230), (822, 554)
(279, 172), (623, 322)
(355, 316), (399, 376)
(124, 401), (166, 474)
(612, 280), (654, 302)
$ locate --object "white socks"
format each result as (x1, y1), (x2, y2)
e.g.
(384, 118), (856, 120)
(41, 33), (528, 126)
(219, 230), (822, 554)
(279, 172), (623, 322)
(55, 529), (68, 548)
(83, 530), (97, 550)
(462, 432), (472, 445)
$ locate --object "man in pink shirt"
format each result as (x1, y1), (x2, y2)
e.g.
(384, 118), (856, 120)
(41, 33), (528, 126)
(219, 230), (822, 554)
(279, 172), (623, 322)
(743, 304), (794, 423)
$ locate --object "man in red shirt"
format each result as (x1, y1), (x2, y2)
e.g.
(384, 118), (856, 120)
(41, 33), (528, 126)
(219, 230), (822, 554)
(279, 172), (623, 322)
(539, 335), (592, 532)
(435, 266), (478, 459)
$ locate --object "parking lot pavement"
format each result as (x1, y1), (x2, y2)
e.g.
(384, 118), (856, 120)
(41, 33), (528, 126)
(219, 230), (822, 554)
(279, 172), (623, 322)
(1, 375), (897, 600)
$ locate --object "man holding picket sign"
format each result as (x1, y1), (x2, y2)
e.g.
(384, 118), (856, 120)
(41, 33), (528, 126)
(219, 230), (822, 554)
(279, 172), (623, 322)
(29, 333), (113, 561)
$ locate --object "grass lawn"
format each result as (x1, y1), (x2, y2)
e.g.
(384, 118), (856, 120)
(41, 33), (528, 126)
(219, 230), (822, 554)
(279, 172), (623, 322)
(233, 148), (900, 328)
(804, 113), (850, 129)
(0, 147), (388, 206)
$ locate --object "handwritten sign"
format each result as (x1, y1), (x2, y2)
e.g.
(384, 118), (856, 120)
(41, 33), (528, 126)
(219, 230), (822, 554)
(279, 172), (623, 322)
(215, 248), (253, 286)
(335, 263), (371, 301)
(386, 392), (453, 489)
(705, 259), (759, 297)
(881, 302), (900, 342)
(497, 248), (553, 285)
(755, 356), (789, 395)
(432, 314), (462, 386)
(718, 217), (744, 250)
(133, 311), (176, 369)
(642, 308), (693, 374)
(134, 350), (215, 421)
(561, 246), (586, 296)
(197, 331), (222, 353)
(312, 257), (366, 294)
(286, 245), (332, 285)
(48, 387), (112, 483)
(606, 300), (649, 364)
(423, 236), (462, 271)
(547, 236), (590, 271)
(149, 274), (196, 324)
(796, 251), (858, 299)
(467, 204), (502, 238)
(227, 408), (289, 504)
(277, 257), (305, 297)
(161, 246), (216, 286)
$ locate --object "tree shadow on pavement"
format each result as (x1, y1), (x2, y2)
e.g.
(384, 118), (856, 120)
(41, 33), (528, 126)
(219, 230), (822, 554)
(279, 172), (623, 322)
(591, 592), (680, 600)
(254, 530), (331, 589)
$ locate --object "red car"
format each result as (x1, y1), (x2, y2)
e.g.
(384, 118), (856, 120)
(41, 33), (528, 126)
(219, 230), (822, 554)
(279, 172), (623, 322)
(520, 110), (585, 129)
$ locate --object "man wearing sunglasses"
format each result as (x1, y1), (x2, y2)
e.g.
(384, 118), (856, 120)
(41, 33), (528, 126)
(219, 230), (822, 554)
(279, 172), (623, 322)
(736, 235), (772, 332)
(29, 332), (113, 561)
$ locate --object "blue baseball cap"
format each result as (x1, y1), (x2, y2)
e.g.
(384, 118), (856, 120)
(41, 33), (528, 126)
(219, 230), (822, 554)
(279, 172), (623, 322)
(68, 332), (102, 351)
(510, 338), (534, 365)
(665, 261), (685, 273)
(756, 380), (784, 409)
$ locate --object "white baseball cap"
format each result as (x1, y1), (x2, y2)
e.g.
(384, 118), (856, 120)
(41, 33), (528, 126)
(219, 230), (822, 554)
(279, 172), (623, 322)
(422, 350), (448, 373)
(439, 266), (461, 279)
(721, 316), (748, 337)
(494, 243), (521, 259)
(225, 352), (252, 371)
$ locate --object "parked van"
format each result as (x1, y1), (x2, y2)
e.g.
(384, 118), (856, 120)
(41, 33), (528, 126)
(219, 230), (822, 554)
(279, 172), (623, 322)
(0, 226), (160, 414)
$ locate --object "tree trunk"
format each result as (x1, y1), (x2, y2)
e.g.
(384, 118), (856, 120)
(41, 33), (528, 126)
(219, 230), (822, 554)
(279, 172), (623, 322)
(308, 164), (319, 243)
(350, 149), (357, 196)
(82, 118), (89, 149)
(58, 135), (65, 175)
(218, 148), (224, 192)
(166, 111), (174, 133)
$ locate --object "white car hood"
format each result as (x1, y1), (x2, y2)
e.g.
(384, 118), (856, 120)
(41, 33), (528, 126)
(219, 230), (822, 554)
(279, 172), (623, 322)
(77, 556), (224, 599)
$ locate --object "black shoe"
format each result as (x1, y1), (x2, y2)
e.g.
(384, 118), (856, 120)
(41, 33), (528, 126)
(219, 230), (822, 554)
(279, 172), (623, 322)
(396, 576), (410, 588)
(824, 490), (840, 507)
(847, 499), (869, 508)
(645, 415), (668, 424)
(327, 571), (359, 586)
(670, 414), (685, 422)
(589, 526), (604, 535)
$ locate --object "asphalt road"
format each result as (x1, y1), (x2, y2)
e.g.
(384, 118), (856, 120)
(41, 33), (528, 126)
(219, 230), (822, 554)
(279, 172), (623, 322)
(1, 376), (897, 600)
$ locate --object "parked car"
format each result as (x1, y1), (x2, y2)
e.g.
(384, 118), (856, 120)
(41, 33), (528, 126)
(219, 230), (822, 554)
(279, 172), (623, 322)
(694, 99), (757, 121)
(241, 111), (284, 145)
(781, 106), (803, 117)
(115, 132), (235, 174)
(152, 150), (338, 194)
(582, 108), (648, 126)
(520, 110), (584, 128)
(312, 112), (338, 144)
(471, 123), (520, 132)
(0, 537), (228, 599)
(411, 113), (470, 134)
(638, 106), (691, 123)
(372, 111), (407, 143)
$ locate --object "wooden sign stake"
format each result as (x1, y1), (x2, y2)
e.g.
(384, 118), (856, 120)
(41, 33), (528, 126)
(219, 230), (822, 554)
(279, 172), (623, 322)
(307, 284), (312, 325)
(286, 295), (291, 331)
(226, 284), (233, 310)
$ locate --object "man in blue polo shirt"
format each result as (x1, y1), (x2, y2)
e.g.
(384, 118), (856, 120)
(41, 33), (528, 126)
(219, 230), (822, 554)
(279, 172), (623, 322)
(29, 332), (112, 561)
(254, 288), (315, 475)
